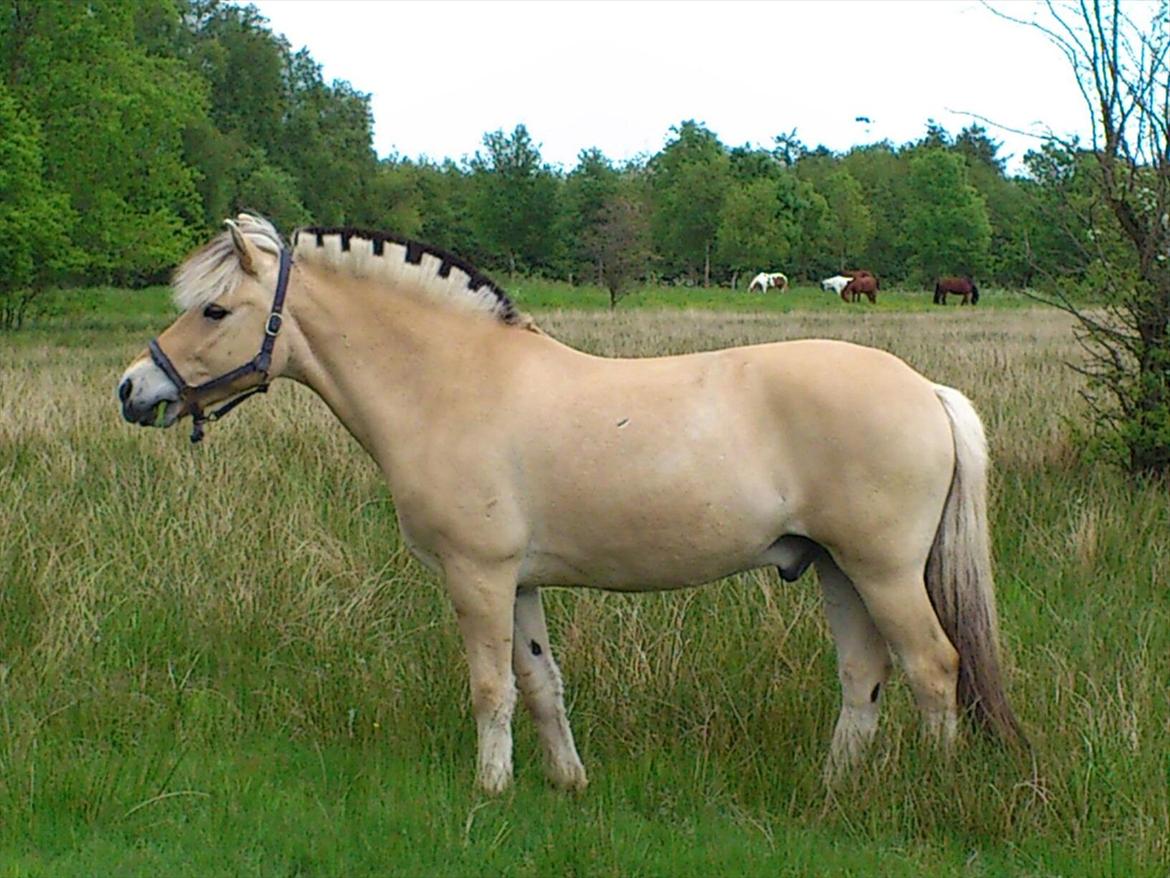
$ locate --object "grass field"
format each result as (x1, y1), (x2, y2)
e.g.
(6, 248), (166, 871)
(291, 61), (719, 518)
(0, 283), (1167, 875)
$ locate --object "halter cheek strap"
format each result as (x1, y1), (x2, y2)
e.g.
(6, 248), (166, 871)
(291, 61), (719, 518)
(148, 247), (292, 444)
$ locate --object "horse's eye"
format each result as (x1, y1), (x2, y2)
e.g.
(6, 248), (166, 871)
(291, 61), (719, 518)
(202, 304), (229, 321)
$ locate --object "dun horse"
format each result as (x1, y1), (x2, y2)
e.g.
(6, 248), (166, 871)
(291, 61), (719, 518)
(118, 216), (1023, 793)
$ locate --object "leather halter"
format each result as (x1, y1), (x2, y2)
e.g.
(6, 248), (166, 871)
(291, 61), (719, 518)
(148, 247), (292, 444)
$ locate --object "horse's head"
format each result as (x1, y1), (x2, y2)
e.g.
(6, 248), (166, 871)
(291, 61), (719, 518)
(117, 214), (292, 441)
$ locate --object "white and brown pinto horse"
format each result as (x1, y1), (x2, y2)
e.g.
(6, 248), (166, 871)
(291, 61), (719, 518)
(747, 271), (788, 293)
(820, 275), (853, 294)
(118, 216), (1023, 794)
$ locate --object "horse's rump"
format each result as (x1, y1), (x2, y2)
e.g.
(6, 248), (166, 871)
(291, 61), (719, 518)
(844, 269), (879, 289)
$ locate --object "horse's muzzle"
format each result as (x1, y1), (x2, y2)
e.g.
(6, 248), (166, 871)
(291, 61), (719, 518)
(118, 376), (179, 427)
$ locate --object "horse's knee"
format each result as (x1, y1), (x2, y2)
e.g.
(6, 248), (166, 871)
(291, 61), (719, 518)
(471, 676), (516, 718)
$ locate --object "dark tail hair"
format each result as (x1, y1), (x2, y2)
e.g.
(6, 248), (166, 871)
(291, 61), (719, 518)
(927, 385), (1025, 745)
(971, 282), (979, 305)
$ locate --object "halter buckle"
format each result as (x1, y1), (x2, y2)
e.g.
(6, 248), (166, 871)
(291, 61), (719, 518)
(265, 313), (283, 336)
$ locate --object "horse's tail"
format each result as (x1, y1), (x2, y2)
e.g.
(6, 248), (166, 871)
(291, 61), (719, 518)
(933, 281), (942, 305)
(927, 385), (1025, 746)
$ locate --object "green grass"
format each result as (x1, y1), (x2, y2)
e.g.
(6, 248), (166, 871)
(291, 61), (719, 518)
(507, 279), (1043, 313)
(1, 295), (1167, 875)
(20, 278), (1042, 339)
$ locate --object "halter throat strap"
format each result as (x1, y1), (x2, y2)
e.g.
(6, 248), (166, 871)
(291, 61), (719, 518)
(148, 247), (292, 444)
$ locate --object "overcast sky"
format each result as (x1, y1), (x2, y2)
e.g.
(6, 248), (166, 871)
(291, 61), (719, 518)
(250, 0), (1098, 173)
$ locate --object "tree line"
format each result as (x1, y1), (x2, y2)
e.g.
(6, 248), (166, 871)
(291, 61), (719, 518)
(0, 0), (1131, 313)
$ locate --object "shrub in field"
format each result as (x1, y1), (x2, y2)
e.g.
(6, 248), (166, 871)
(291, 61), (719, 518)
(997, 0), (1170, 480)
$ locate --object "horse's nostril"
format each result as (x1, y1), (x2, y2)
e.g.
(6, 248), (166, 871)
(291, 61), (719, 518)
(118, 378), (132, 403)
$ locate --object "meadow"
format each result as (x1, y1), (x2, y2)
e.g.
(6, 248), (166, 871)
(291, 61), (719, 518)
(0, 283), (1166, 876)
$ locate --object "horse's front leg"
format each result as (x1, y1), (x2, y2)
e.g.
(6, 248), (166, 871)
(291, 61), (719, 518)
(513, 587), (587, 791)
(445, 557), (520, 795)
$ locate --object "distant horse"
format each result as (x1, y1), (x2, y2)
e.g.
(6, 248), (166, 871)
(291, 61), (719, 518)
(844, 269), (880, 289)
(842, 273), (878, 303)
(118, 214), (1023, 795)
(748, 271), (789, 293)
(934, 276), (979, 305)
(821, 275), (853, 294)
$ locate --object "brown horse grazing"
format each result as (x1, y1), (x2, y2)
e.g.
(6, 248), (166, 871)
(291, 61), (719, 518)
(842, 274), (878, 303)
(934, 276), (979, 305)
(844, 269), (880, 289)
(117, 215), (1025, 794)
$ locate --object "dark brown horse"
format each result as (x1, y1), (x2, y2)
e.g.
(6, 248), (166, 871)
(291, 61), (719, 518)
(934, 276), (979, 305)
(842, 273), (878, 304)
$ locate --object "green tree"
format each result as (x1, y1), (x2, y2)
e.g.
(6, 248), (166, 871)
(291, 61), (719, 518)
(280, 51), (377, 225)
(411, 159), (482, 263)
(650, 121), (730, 285)
(234, 150), (312, 232)
(955, 124), (1006, 173)
(348, 158), (423, 237)
(0, 84), (74, 328)
(468, 125), (563, 275)
(2, 0), (205, 282)
(902, 150), (991, 282)
(715, 177), (799, 285)
(175, 0), (289, 153)
(565, 147), (620, 284)
(835, 143), (915, 280)
(814, 169), (873, 271)
(586, 191), (651, 308)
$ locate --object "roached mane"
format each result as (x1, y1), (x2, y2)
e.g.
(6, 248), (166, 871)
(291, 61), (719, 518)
(172, 214), (527, 327)
(293, 226), (522, 325)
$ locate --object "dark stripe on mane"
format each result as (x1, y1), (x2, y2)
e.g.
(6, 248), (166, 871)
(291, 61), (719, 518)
(298, 226), (519, 325)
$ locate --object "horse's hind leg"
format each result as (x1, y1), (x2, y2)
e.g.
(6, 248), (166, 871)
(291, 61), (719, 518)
(846, 563), (960, 747)
(513, 587), (588, 790)
(816, 555), (892, 781)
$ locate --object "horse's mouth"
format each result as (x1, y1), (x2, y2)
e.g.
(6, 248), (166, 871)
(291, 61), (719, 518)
(125, 398), (182, 428)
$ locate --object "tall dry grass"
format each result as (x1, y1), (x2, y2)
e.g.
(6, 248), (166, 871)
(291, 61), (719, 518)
(0, 305), (1166, 871)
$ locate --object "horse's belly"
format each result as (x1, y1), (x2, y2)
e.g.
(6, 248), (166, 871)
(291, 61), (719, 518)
(516, 542), (769, 591)
(517, 479), (791, 590)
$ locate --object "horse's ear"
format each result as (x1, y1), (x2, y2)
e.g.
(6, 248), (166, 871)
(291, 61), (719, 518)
(224, 219), (259, 276)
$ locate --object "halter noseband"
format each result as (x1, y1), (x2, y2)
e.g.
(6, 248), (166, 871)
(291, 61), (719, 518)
(148, 247), (292, 444)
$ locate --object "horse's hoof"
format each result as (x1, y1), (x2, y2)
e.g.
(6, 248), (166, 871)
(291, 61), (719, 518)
(476, 764), (513, 796)
(549, 760), (589, 792)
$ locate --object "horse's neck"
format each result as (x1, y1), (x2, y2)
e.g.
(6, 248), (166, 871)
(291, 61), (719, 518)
(284, 272), (500, 468)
